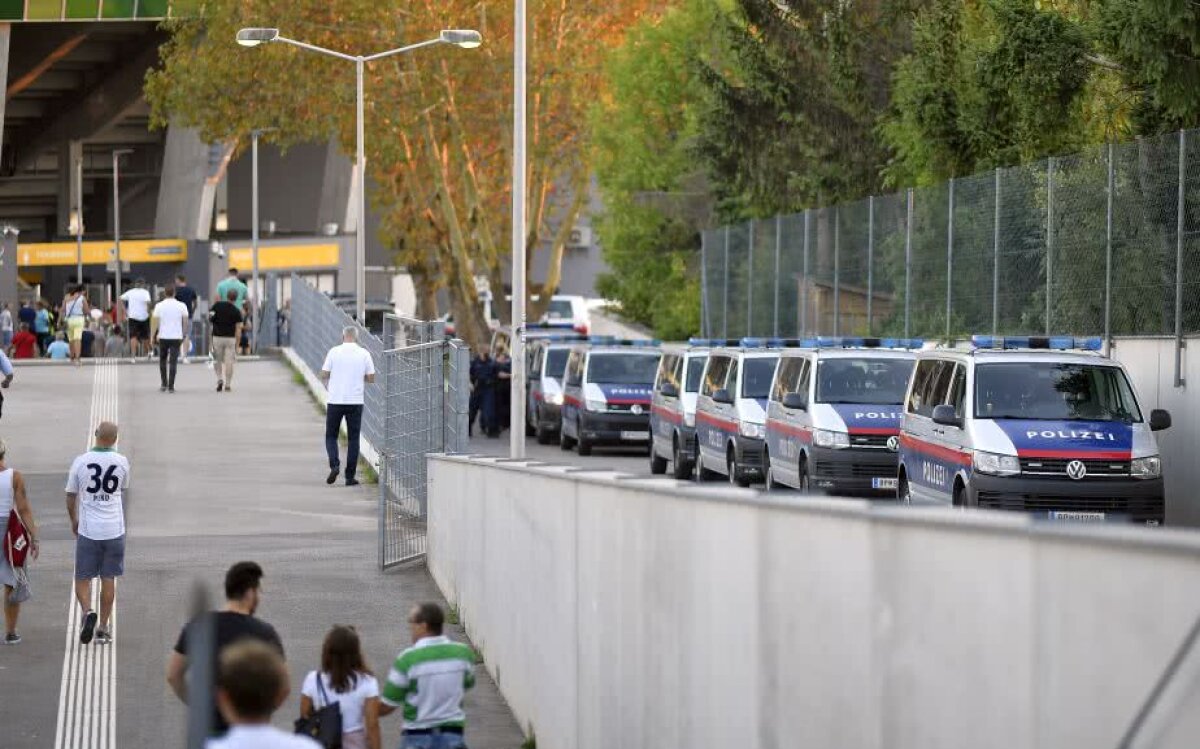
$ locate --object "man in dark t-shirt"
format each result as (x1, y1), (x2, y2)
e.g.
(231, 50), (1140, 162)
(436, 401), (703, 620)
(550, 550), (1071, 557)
(166, 561), (286, 737)
(208, 288), (244, 393)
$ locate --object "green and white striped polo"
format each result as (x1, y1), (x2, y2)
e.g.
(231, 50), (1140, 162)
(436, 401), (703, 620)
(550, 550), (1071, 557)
(381, 635), (477, 729)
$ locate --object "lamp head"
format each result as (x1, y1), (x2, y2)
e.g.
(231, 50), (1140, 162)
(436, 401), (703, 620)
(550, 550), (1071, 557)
(439, 29), (482, 48)
(237, 28), (279, 47)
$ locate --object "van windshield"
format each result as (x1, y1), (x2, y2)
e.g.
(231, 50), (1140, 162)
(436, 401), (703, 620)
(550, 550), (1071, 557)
(544, 349), (570, 378)
(685, 357), (706, 392)
(816, 358), (913, 405)
(546, 299), (573, 320)
(975, 362), (1143, 422)
(741, 357), (779, 399)
(588, 353), (660, 385)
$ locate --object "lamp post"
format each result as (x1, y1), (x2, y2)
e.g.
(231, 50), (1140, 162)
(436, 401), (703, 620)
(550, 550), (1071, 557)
(73, 153), (84, 285)
(112, 148), (133, 306)
(249, 127), (277, 353)
(235, 27), (482, 324)
(510, 0), (527, 458)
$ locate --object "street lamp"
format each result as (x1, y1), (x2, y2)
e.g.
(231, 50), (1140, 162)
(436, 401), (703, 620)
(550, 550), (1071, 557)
(73, 153), (84, 285)
(510, 0), (527, 457)
(236, 27), (483, 323)
(249, 126), (278, 353)
(112, 148), (133, 306)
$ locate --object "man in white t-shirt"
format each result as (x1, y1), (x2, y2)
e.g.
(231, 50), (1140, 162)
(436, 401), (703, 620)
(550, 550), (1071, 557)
(65, 421), (130, 646)
(120, 279), (153, 357)
(320, 326), (376, 487)
(153, 286), (191, 393)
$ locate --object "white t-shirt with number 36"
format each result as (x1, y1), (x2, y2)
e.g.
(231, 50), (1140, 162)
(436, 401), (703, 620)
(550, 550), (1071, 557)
(66, 448), (130, 541)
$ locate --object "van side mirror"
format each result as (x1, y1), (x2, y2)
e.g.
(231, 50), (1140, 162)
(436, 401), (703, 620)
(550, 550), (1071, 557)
(1150, 409), (1172, 432)
(931, 404), (961, 428)
(713, 388), (733, 405)
(660, 382), (679, 398)
(782, 392), (807, 410)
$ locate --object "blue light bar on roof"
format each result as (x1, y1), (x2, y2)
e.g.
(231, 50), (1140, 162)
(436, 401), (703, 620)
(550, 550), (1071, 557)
(739, 337), (812, 349)
(971, 335), (1103, 351)
(586, 335), (617, 344)
(687, 338), (742, 348)
(538, 334), (587, 343)
(527, 321), (575, 330)
(814, 337), (923, 349)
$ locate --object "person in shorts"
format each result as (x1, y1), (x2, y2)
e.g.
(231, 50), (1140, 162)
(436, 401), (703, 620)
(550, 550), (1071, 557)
(60, 285), (91, 365)
(121, 279), (152, 358)
(0, 438), (40, 645)
(65, 421), (130, 645)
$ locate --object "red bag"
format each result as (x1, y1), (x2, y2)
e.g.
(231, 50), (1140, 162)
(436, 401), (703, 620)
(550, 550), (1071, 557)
(5, 508), (31, 569)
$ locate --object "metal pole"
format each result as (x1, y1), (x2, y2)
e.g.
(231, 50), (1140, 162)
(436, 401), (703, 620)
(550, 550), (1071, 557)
(113, 152), (122, 305)
(946, 178), (954, 339)
(1104, 143), (1114, 349)
(700, 231), (709, 337)
(722, 225), (729, 339)
(746, 221), (754, 336)
(75, 153), (83, 285)
(773, 215), (781, 337)
(866, 196), (874, 335)
(1045, 157), (1054, 334)
(510, 0), (527, 457)
(1175, 130), (1185, 387)
(801, 209), (810, 336)
(904, 189), (913, 339)
(833, 207), (840, 337)
(251, 131), (260, 353)
(355, 58), (366, 324)
(992, 167), (1001, 335)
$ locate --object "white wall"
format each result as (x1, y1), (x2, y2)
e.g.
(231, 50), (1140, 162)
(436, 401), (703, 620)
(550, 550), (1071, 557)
(1111, 335), (1199, 526)
(428, 456), (1200, 749)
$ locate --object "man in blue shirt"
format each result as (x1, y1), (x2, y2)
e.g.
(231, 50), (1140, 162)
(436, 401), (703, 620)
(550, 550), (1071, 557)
(47, 333), (70, 360)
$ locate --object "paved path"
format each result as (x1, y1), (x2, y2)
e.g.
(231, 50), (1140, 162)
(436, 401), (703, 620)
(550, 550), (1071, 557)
(1, 358), (524, 749)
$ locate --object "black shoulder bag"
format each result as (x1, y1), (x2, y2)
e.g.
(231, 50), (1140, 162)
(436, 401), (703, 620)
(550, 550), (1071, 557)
(294, 672), (343, 749)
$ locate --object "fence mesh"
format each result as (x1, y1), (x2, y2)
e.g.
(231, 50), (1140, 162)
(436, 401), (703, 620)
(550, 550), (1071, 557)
(700, 128), (1200, 343)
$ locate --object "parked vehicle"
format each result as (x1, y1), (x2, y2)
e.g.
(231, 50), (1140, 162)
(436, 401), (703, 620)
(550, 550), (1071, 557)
(526, 335), (586, 443)
(649, 339), (737, 479)
(559, 339), (662, 456)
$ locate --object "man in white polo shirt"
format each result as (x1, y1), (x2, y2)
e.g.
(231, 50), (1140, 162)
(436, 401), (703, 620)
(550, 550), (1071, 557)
(320, 326), (375, 486)
(120, 279), (153, 358)
(153, 286), (191, 393)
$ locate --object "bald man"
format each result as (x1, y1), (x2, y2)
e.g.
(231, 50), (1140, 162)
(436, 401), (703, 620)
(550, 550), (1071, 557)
(66, 421), (130, 646)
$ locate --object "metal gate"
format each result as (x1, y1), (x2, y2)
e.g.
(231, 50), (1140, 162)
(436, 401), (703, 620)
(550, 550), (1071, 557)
(379, 338), (470, 568)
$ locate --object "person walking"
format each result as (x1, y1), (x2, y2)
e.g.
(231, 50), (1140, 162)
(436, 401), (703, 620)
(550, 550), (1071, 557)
(0, 303), (13, 352)
(61, 285), (91, 365)
(174, 274), (198, 363)
(16, 301), (34, 333)
(33, 301), (51, 355)
(209, 288), (243, 393)
(216, 268), (248, 313)
(1, 438), (39, 645)
(205, 641), (319, 749)
(11, 323), (36, 360)
(167, 561), (288, 738)
(300, 625), (382, 749)
(65, 420), (129, 646)
(152, 286), (190, 393)
(380, 603), (476, 749)
(121, 279), (153, 358)
(0, 348), (13, 420)
(320, 326), (375, 487)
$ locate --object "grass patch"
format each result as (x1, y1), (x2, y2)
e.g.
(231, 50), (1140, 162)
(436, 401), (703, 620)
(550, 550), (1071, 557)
(521, 730), (537, 749)
(447, 605), (460, 625)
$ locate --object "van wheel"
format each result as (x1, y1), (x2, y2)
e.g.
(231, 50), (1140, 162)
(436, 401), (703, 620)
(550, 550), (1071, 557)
(728, 447), (751, 488)
(672, 437), (693, 480)
(695, 449), (719, 482)
(898, 471), (913, 504)
(535, 418), (554, 445)
(576, 421), (593, 456)
(953, 481), (966, 509)
(559, 421), (576, 451)
(764, 450), (778, 491)
(649, 443), (668, 475)
(525, 416), (536, 437)
(797, 456), (811, 493)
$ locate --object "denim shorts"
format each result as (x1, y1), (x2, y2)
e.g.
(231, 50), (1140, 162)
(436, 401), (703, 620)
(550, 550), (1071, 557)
(75, 535), (126, 580)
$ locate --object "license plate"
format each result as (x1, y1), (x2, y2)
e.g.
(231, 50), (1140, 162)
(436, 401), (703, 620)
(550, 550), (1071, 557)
(1049, 511), (1106, 522)
(620, 431), (649, 441)
(871, 478), (898, 490)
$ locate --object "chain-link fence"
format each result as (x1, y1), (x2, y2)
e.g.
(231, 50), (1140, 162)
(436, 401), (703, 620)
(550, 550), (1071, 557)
(703, 128), (1200, 375)
(288, 275), (468, 568)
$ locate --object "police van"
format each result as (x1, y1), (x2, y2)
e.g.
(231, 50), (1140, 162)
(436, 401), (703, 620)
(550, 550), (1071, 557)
(764, 338), (920, 493)
(559, 339), (662, 456)
(897, 336), (1170, 525)
(525, 335), (586, 444)
(694, 339), (794, 486)
(649, 340), (735, 479)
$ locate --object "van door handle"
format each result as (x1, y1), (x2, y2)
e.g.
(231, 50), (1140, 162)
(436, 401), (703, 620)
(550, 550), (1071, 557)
(931, 428), (945, 435)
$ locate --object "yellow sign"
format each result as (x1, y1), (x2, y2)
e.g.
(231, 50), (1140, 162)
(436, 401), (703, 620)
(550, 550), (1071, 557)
(18, 239), (187, 267)
(227, 243), (340, 270)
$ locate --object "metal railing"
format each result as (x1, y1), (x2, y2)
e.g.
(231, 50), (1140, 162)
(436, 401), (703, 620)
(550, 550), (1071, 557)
(703, 128), (1200, 385)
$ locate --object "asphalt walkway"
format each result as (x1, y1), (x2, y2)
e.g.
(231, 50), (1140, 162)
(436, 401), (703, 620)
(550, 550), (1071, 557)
(0, 357), (523, 749)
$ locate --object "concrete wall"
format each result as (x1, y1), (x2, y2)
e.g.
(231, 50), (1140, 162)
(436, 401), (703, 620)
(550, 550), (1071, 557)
(428, 456), (1200, 749)
(1110, 336), (1199, 527)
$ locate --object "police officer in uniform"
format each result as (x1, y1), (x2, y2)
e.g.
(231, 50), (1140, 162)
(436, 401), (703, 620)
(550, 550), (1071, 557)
(469, 349), (493, 438)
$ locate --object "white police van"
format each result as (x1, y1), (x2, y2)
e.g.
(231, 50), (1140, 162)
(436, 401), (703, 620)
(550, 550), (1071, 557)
(525, 335), (586, 444)
(649, 340), (734, 479)
(897, 336), (1170, 525)
(694, 339), (796, 486)
(764, 338), (919, 493)
(559, 339), (662, 456)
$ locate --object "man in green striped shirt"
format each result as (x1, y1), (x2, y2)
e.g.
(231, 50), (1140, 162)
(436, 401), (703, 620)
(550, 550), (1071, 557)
(380, 602), (476, 748)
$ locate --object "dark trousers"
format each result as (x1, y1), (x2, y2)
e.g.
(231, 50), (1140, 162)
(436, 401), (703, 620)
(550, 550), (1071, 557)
(158, 339), (182, 388)
(325, 403), (363, 479)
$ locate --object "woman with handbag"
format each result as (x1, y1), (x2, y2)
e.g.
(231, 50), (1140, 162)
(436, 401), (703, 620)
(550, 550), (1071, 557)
(1, 437), (39, 645)
(298, 625), (382, 749)
(60, 285), (91, 365)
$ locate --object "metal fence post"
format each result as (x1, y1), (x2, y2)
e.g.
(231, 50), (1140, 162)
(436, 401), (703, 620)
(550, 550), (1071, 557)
(700, 231), (709, 337)
(802, 209), (810, 336)
(1046, 157), (1055, 334)
(905, 189), (913, 339)
(946, 177), (954, 339)
(747, 220), (755, 337)
(866, 196), (875, 335)
(833, 207), (841, 337)
(722, 225), (730, 339)
(773, 215), (781, 337)
(993, 167), (1001, 335)
(1176, 129), (1186, 387)
(1105, 143), (1114, 348)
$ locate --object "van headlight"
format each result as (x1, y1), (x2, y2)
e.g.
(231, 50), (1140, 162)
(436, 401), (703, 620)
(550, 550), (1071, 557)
(973, 450), (1020, 476)
(547, 392), (564, 406)
(684, 411), (695, 428)
(1131, 455), (1161, 479)
(740, 421), (765, 439)
(585, 397), (607, 412)
(813, 429), (849, 449)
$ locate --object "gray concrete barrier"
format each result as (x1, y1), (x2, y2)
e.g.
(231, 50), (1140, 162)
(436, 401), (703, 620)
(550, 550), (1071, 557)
(428, 455), (1200, 749)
